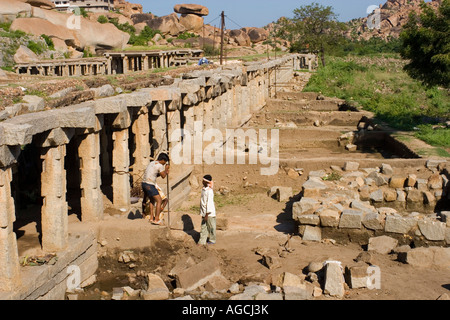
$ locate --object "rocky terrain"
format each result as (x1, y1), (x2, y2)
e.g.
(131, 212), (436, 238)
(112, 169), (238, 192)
(348, 0), (443, 40)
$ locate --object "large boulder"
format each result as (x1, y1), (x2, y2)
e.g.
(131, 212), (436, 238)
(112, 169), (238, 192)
(135, 13), (186, 36)
(13, 45), (39, 63)
(0, 0), (32, 23)
(179, 13), (203, 32)
(16, 0), (55, 9)
(10, 17), (79, 48)
(229, 29), (251, 47)
(114, 0), (143, 18)
(242, 27), (268, 43)
(14, 7), (130, 51)
(174, 4), (209, 16)
(130, 13), (155, 25)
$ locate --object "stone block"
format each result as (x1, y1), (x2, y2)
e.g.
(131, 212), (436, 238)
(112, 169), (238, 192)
(292, 198), (320, 220)
(426, 159), (446, 171)
(384, 215), (417, 234)
(298, 214), (320, 226)
(428, 173), (443, 190)
(407, 189), (423, 203)
(175, 257), (221, 291)
(299, 225), (321, 242)
(302, 177), (327, 197)
(384, 189), (397, 202)
(368, 236), (398, 254)
(276, 187), (293, 202)
(368, 172), (388, 186)
(339, 209), (363, 229)
(320, 209), (341, 227)
(404, 247), (450, 268)
(343, 161), (360, 171)
(362, 212), (384, 231)
(381, 163), (393, 175)
(406, 174), (417, 187)
(204, 275), (231, 292)
(370, 189), (383, 203)
(324, 261), (345, 298)
(345, 263), (368, 289)
(389, 176), (405, 188)
(418, 219), (446, 241)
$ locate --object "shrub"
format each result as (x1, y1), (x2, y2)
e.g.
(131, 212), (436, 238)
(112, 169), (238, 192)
(97, 15), (108, 24)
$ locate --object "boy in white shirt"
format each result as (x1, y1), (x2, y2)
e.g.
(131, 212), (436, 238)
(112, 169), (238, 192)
(198, 175), (216, 245)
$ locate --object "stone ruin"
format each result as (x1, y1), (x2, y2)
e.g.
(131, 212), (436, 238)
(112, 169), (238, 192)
(288, 159), (450, 269)
(0, 53), (314, 299)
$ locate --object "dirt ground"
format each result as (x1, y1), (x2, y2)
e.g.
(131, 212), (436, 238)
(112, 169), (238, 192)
(78, 186), (450, 301)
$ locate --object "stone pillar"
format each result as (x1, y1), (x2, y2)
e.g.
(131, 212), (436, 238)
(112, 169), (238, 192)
(143, 55), (149, 71)
(78, 132), (103, 222)
(123, 56), (129, 74)
(131, 108), (151, 182)
(112, 129), (130, 208)
(0, 166), (20, 290)
(107, 57), (112, 75)
(40, 145), (68, 252)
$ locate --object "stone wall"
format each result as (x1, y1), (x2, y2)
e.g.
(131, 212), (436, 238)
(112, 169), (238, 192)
(292, 160), (450, 247)
(0, 53), (305, 298)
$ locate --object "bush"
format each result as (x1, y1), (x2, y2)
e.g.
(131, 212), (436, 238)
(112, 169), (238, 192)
(41, 34), (55, 51)
(97, 15), (108, 24)
(27, 40), (46, 55)
(177, 31), (198, 40)
(128, 26), (161, 46)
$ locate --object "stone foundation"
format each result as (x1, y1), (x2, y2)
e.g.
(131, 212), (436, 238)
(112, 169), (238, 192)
(293, 160), (450, 246)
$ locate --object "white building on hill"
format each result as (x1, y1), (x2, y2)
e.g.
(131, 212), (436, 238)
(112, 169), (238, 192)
(52, 0), (115, 13)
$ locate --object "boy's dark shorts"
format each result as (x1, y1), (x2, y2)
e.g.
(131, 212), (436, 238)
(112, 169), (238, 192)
(142, 183), (159, 197)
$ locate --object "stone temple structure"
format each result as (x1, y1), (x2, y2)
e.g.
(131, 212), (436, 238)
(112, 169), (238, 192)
(0, 53), (316, 299)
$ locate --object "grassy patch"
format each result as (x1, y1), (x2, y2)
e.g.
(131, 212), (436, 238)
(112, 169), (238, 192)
(414, 125), (450, 148)
(304, 55), (450, 147)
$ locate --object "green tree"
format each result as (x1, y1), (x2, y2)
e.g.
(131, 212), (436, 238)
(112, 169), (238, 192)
(277, 2), (346, 66)
(400, 0), (450, 88)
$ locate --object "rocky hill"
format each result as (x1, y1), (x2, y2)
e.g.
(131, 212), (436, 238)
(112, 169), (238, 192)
(347, 0), (443, 40)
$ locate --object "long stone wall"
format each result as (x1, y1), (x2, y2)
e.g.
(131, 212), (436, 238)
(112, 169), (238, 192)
(0, 53), (308, 298)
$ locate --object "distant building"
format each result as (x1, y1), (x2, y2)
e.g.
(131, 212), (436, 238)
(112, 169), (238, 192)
(52, 0), (115, 13)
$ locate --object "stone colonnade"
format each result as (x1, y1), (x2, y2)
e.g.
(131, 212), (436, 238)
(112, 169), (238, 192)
(15, 49), (203, 77)
(0, 54), (307, 294)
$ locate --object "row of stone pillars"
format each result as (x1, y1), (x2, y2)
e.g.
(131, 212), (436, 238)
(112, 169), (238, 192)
(16, 62), (108, 77)
(109, 53), (175, 75)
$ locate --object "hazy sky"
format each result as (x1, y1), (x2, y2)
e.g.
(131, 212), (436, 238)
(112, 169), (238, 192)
(140, 0), (390, 28)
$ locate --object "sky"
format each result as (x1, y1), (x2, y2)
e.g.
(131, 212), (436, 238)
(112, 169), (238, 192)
(140, 0), (389, 28)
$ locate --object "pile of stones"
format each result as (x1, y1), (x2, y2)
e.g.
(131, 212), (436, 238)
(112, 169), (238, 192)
(292, 160), (450, 246)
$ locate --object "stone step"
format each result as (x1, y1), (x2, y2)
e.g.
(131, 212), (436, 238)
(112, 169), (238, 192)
(257, 110), (373, 127)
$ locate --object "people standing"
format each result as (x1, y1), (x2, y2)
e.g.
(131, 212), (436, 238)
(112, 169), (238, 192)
(142, 153), (170, 225)
(198, 175), (216, 245)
